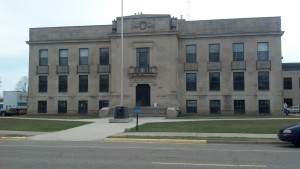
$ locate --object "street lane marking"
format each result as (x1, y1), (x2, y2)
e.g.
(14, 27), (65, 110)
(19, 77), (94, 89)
(152, 162), (267, 168)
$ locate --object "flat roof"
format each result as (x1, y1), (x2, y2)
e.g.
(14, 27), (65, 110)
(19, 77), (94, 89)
(282, 63), (300, 71)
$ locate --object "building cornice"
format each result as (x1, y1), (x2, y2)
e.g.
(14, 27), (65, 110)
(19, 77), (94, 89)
(179, 31), (284, 39)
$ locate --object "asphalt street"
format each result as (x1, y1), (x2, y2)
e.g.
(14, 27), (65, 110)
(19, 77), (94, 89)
(1, 140), (299, 169)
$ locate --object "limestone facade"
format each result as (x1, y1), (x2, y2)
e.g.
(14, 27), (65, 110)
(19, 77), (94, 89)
(27, 14), (285, 115)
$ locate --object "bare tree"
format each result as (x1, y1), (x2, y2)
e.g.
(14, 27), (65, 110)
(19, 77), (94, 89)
(15, 76), (28, 92)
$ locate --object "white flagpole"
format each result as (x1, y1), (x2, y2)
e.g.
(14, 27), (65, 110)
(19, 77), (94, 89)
(120, 0), (124, 106)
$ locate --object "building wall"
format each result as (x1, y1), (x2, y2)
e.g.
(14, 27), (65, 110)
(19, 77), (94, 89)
(27, 14), (285, 115)
(283, 70), (300, 106)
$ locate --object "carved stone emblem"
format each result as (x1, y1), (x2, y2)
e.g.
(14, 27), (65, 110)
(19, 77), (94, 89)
(132, 21), (155, 30)
(140, 21), (147, 30)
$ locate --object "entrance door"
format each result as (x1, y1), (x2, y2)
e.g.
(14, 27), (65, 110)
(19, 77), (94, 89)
(136, 84), (150, 106)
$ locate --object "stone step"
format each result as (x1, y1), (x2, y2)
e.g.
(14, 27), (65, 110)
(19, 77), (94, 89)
(107, 107), (167, 117)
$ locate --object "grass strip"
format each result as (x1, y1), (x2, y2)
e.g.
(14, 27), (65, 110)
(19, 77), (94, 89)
(0, 118), (91, 132)
(128, 119), (300, 134)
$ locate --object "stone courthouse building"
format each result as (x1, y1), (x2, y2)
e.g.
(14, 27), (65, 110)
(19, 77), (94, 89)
(27, 14), (286, 115)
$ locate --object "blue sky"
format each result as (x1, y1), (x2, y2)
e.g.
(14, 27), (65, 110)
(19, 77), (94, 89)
(0, 0), (299, 96)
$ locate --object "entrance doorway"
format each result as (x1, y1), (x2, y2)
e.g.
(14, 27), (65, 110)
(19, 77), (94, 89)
(136, 84), (150, 107)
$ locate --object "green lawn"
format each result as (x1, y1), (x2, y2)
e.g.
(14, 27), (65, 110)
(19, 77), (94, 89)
(129, 119), (300, 134)
(0, 118), (91, 132)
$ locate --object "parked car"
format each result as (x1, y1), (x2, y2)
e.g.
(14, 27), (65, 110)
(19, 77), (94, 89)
(278, 123), (300, 146)
(287, 106), (300, 114)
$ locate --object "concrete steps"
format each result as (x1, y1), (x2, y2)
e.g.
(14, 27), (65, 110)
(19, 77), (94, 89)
(107, 107), (167, 117)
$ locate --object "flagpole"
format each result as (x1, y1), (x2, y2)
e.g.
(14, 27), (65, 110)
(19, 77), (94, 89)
(120, 0), (124, 106)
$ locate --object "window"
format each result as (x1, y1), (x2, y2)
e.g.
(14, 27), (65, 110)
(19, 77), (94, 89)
(100, 48), (109, 65)
(233, 72), (244, 91)
(99, 100), (109, 109)
(258, 71), (269, 90)
(99, 75), (109, 92)
(58, 101), (67, 113)
(234, 100), (245, 114)
(59, 49), (68, 65)
(186, 45), (196, 63)
(209, 72), (220, 91)
(136, 48), (149, 68)
(210, 100), (220, 114)
(284, 98), (293, 107)
(233, 43), (244, 61)
(39, 49), (48, 66)
(186, 100), (197, 113)
(79, 75), (88, 92)
(38, 76), (47, 92)
(259, 100), (270, 114)
(79, 48), (89, 65)
(58, 75), (68, 92)
(257, 42), (269, 61)
(283, 78), (292, 90)
(186, 73), (197, 91)
(78, 100), (88, 114)
(209, 44), (220, 62)
(38, 101), (47, 113)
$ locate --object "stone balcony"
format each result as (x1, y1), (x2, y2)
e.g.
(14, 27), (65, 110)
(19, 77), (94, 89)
(56, 65), (69, 74)
(128, 66), (157, 77)
(231, 61), (246, 70)
(256, 60), (271, 70)
(77, 65), (90, 73)
(36, 66), (49, 74)
(98, 64), (111, 73)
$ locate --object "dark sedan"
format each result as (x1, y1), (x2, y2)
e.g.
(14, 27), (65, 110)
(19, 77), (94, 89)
(278, 123), (300, 146)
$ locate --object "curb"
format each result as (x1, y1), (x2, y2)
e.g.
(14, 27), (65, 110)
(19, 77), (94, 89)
(0, 137), (27, 140)
(104, 138), (207, 144)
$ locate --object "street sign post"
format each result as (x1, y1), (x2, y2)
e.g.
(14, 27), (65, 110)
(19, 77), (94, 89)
(135, 106), (140, 131)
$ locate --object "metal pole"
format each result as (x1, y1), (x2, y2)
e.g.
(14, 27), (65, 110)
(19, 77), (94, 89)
(120, 0), (124, 106)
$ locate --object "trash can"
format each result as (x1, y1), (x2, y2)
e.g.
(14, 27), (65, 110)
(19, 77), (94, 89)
(114, 106), (129, 119)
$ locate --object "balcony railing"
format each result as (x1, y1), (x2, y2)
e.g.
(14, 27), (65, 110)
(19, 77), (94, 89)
(184, 62), (198, 71)
(57, 65), (69, 74)
(36, 66), (49, 74)
(98, 64), (111, 73)
(77, 65), (90, 73)
(128, 66), (157, 77)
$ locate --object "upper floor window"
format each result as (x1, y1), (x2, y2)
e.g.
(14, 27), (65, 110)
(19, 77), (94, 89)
(233, 43), (244, 61)
(258, 71), (269, 90)
(233, 72), (244, 91)
(209, 72), (220, 91)
(209, 44), (220, 62)
(58, 75), (68, 92)
(257, 42), (269, 61)
(59, 49), (68, 66)
(39, 49), (48, 66)
(283, 77), (292, 90)
(38, 76), (47, 93)
(79, 75), (88, 92)
(79, 48), (89, 65)
(186, 45), (196, 63)
(99, 75), (109, 92)
(186, 73), (197, 91)
(100, 48), (109, 65)
(136, 48), (149, 68)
